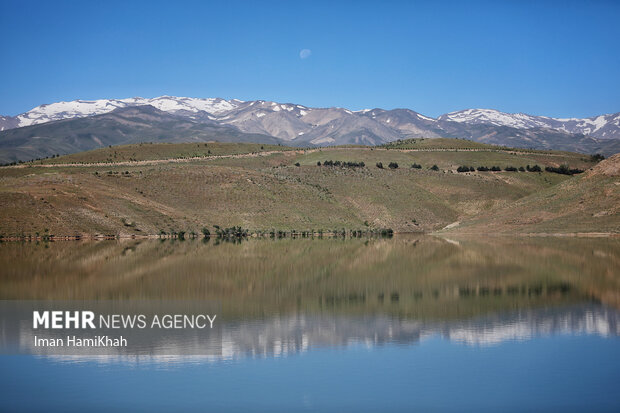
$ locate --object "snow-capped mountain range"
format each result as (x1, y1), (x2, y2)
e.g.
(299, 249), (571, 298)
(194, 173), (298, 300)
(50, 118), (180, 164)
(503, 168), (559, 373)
(2, 95), (618, 140)
(0, 96), (619, 163)
(439, 108), (619, 139)
(1, 96), (240, 130)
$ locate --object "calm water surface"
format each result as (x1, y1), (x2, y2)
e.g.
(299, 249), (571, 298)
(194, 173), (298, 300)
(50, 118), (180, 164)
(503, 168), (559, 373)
(1, 235), (619, 412)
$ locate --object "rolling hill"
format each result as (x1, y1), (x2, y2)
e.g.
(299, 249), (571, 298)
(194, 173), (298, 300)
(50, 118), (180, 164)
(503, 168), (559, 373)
(0, 139), (607, 238)
(445, 153), (620, 234)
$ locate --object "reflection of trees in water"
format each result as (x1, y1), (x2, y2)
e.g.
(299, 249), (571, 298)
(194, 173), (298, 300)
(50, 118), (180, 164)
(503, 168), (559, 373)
(320, 281), (573, 305)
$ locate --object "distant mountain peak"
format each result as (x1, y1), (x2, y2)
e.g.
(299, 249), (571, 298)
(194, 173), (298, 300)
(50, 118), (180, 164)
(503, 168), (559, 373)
(439, 108), (619, 139)
(0, 96), (243, 130)
(1, 97), (619, 162)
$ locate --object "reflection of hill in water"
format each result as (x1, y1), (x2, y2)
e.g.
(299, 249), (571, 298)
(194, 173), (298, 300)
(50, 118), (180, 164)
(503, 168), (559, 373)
(223, 304), (620, 355)
(40, 304), (620, 365)
(1, 235), (619, 319)
(5, 235), (616, 363)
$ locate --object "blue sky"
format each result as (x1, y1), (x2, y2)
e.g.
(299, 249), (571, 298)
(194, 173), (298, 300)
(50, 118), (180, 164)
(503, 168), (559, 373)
(1, 0), (618, 118)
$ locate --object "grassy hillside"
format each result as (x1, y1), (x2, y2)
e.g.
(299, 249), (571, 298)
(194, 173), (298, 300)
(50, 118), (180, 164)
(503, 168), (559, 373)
(35, 142), (292, 164)
(380, 137), (544, 151)
(0, 139), (602, 237)
(445, 153), (620, 234)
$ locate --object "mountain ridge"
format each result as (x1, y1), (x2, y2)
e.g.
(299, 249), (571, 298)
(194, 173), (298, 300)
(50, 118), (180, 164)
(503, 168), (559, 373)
(1, 96), (619, 163)
(2, 96), (618, 139)
(0, 106), (281, 163)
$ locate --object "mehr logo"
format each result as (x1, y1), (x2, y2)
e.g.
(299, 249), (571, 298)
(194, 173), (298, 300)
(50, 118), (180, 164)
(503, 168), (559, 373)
(33, 311), (96, 329)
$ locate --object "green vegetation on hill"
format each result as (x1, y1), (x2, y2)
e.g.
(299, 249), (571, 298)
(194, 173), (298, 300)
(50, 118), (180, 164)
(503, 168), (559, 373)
(381, 138), (512, 150)
(379, 138), (586, 154)
(0, 139), (606, 237)
(32, 142), (292, 165)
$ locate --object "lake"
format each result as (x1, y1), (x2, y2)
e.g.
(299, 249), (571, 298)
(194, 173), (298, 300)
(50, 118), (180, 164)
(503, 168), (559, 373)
(1, 235), (619, 412)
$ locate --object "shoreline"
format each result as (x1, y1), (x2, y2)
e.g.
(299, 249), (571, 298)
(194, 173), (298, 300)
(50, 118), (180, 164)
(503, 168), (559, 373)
(1, 231), (618, 242)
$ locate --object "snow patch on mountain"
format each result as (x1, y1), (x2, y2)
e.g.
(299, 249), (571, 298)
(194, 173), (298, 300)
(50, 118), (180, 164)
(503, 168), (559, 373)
(439, 109), (551, 129)
(13, 96), (241, 128)
(417, 113), (434, 121)
(440, 109), (620, 139)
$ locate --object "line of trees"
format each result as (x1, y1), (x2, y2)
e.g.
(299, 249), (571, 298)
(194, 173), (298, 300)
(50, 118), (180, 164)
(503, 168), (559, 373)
(545, 165), (584, 175)
(318, 160), (366, 168)
(455, 164), (583, 175)
(456, 164), (550, 173)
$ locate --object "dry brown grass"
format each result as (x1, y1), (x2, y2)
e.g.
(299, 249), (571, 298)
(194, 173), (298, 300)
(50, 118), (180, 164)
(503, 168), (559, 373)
(0, 141), (605, 237)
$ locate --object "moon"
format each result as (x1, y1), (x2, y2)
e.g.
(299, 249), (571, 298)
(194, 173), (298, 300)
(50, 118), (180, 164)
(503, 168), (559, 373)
(299, 49), (312, 59)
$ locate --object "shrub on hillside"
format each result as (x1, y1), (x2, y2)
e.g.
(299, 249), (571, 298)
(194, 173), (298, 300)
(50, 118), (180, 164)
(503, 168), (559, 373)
(321, 160), (365, 168)
(545, 165), (584, 175)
